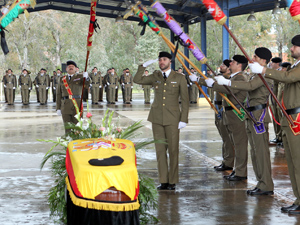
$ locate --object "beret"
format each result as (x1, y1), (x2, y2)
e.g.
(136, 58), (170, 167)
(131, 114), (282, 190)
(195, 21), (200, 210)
(271, 57), (282, 63)
(88, 156), (124, 166)
(159, 51), (172, 59)
(281, 62), (291, 68)
(255, 47), (272, 62)
(223, 59), (232, 68)
(232, 55), (248, 64)
(291, 35), (300, 47)
(66, 60), (77, 67)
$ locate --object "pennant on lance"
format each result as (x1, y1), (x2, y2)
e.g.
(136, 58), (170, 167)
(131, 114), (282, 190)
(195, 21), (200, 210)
(202, 0), (227, 25)
(286, 0), (300, 21)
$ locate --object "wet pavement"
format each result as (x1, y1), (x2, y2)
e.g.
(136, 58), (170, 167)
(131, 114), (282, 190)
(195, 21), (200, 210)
(0, 93), (299, 225)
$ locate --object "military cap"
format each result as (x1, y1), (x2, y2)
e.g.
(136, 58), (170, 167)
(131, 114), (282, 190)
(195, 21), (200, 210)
(271, 57), (282, 63)
(232, 55), (248, 64)
(89, 156), (124, 166)
(291, 35), (300, 47)
(159, 51), (172, 59)
(281, 62), (291, 68)
(223, 59), (232, 67)
(66, 60), (77, 67)
(40, 68), (46, 71)
(22, 69), (28, 72)
(255, 47), (272, 62)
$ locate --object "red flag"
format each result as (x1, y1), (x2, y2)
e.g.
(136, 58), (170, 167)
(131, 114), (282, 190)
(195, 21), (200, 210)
(286, 0), (300, 21)
(87, 0), (97, 52)
(202, 0), (227, 25)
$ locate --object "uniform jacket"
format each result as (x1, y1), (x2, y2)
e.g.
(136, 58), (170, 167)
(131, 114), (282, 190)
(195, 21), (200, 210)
(106, 72), (118, 86)
(35, 73), (50, 87)
(3, 74), (17, 89)
(265, 63), (300, 126)
(18, 74), (32, 90)
(133, 65), (189, 126)
(89, 72), (102, 87)
(56, 74), (85, 115)
(122, 73), (133, 86)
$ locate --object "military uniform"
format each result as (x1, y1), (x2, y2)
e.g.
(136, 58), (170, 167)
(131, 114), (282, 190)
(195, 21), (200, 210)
(106, 72), (118, 104)
(265, 63), (300, 204)
(231, 74), (274, 192)
(115, 74), (119, 102)
(35, 73), (50, 104)
(3, 74), (17, 105)
(18, 73), (32, 105)
(189, 74), (199, 103)
(99, 76), (104, 102)
(121, 72), (133, 104)
(142, 72), (152, 104)
(89, 71), (102, 104)
(2, 75), (7, 103)
(51, 74), (58, 102)
(133, 65), (189, 184)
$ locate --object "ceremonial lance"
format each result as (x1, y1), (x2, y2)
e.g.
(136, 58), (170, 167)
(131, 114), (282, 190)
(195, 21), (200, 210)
(80, 0), (99, 115)
(286, 0), (300, 24)
(202, 0), (296, 127)
(150, 0), (259, 124)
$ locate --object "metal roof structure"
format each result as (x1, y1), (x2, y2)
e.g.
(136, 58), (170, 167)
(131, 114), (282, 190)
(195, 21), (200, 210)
(24, 0), (289, 28)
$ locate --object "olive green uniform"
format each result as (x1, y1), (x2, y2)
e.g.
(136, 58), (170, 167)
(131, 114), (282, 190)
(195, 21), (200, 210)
(134, 65), (189, 184)
(3, 74), (17, 105)
(89, 72), (102, 104)
(35, 73), (50, 104)
(18, 74), (32, 105)
(265, 63), (300, 204)
(99, 76), (104, 102)
(231, 74), (273, 191)
(51, 74), (58, 102)
(121, 73), (133, 103)
(2, 75), (7, 102)
(106, 72), (118, 104)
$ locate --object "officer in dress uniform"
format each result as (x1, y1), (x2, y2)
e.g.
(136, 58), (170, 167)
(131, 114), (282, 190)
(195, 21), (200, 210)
(188, 68), (199, 104)
(133, 51), (189, 190)
(35, 68), (50, 105)
(89, 67), (102, 104)
(142, 70), (151, 104)
(106, 68), (118, 104)
(56, 61), (89, 134)
(121, 68), (133, 104)
(204, 55), (249, 181)
(249, 35), (300, 214)
(3, 69), (16, 105)
(216, 48), (274, 195)
(18, 69), (32, 105)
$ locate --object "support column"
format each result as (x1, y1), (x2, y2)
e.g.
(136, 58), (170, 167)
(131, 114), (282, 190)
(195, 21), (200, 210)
(222, 0), (229, 60)
(170, 31), (175, 70)
(183, 24), (189, 70)
(200, 15), (208, 97)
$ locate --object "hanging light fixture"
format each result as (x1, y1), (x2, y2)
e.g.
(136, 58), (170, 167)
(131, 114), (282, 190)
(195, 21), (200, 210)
(247, 11), (256, 21)
(115, 14), (124, 23)
(272, 2), (281, 14)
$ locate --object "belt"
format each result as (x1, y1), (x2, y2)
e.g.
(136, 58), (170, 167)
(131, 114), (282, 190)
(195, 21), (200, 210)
(38, 83), (46, 85)
(62, 95), (81, 100)
(246, 104), (267, 112)
(126, 82), (131, 84)
(92, 82), (100, 84)
(214, 101), (222, 105)
(286, 107), (300, 115)
(224, 105), (241, 111)
(21, 83), (28, 85)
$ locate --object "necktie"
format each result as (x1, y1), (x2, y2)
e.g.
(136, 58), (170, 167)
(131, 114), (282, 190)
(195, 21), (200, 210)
(69, 76), (72, 81)
(163, 72), (167, 81)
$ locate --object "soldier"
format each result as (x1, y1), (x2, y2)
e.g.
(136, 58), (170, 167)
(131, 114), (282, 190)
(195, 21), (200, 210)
(3, 69), (16, 105)
(18, 69), (32, 105)
(142, 70), (151, 104)
(99, 70), (104, 102)
(51, 71), (58, 102)
(249, 35), (300, 214)
(2, 70), (8, 103)
(103, 69), (110, 103)
(106, 68), (118, 104)
(205, 55), (249, 181)
(212, 60), (235, 172)
(216, 48), (274, 195)
(56, 60), (89, 134)
(35, 68), (50, 105)
(133, 51), (189, 191)
(89, 67), (102, 104)
(188, 68), (199, 104)
(121, 68), (133, 104)
(113, 68), (119, 102)
(269, 57), (283, 145)
(120, 69), (125, 103)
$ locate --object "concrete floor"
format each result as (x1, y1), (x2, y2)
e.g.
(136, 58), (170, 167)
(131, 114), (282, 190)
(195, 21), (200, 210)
(0, 93), (299, 225)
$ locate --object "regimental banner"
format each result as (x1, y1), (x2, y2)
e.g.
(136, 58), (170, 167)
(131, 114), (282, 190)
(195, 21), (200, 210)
(286, 0), (300, 21)
(202, 0), (227, 25)
(87, 0), (97, 51)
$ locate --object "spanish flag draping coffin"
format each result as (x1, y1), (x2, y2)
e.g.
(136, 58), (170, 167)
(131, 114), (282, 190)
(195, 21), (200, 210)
(65, 138), (140, 225)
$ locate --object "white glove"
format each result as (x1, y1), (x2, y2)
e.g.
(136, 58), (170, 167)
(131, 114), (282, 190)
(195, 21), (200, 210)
(90, 84), (92, 87)
(205, 78), (215, 87)
(83, 72), (89, 79)
(3, 85), (6, 88)
(46, 87), (49, 90)
(57, 109), (62, 116)
(36, 85), (39, 88)
(248, 62), (264, 74)
(122, 83), (124, 86)
(115, 86), (118, 89)
(189, 74), (198, 82)
(53, 87), (56, 90)
(13, 87), (15, 89)
(99, 86), (101, 88)
(178, 121), (187, 129)
(107, 82), (110, 85)
(143, 58), (158, 67)
(131, 86), (133, 88)
(29, 88), (31, 90)
(215, 76), (231, 86)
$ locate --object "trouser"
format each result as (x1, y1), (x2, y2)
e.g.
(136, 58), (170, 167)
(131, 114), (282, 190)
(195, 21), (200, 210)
(246, 120), (273, 191)
(124, 85), (131, 103)
(99, 87), (103, 101)
(21, 87), (30, 104)
(36, 87), (39, 102)
(108, 85), (115, 103)
(6, 88), (14, 104)
(215, 116), (234, 167)
(189, 84), (198, 102)
(91, 86), (99, 103)
(270, 99), (282, 141)
(62, 113), (79, 134)
(225, 120), (248, 177)
(152, 123), (180, 184)
(115, 86), (118, 101)
(4, 87), (7, 102)
(38, 86), (47, 104)
(282, 125), (300, 205)
(144, 86), (151, 103)
(83, 88), (89, 102)
(52, 89), (56, 102)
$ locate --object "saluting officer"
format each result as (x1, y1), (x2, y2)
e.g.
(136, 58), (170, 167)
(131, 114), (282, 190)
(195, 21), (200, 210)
(56, 60), (89, 134)
(89, 67), (102, 104)
(249, 35), (300, 214)
(35, 68), (50, 105)
(3, 69), (16, 105)
(18, 69), (32, 105)
(133, 51), (189, 191)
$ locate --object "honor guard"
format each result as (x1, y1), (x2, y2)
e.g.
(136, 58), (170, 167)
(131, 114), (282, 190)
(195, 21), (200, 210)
(3, 69), (16, 105)
(56, 60), (89, 134)
(51, 71), (58, 102)
(18, 69), (32, 105)
(35, 68), (50, 105)
(188, 68), (199, 104)
(106, 68), (118, 104)
(2, 70), (8, 103)
(142, 70), (151, 104)
(133, 51), (189, 191)
(89, 67), (102, 104)
(121, 68), (133, 104)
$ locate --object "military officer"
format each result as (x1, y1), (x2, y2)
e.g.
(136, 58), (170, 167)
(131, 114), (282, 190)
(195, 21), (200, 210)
(3, 69), (16, 105)
(113, 68), (119, 102)
(120, 69), (126, 103)
(216, 48), (274, 195)
(121, 68), (133, 104)
(249, 35), (300, 214)
(205, 55), (249, 181)
(99, 71), (104, 102)
(188, 69), (199, 104)
(56, 60), (89, 134)
(35, 68), (50, 105)
(18, 69), (32, 105)
(142, 70), (151, 104)
(51, 71), (58, 102)
(133, 51), (189, 190)
(89, 67), (102, 104)
(212, 60), (235, 172)
(106, 68), (118, 104)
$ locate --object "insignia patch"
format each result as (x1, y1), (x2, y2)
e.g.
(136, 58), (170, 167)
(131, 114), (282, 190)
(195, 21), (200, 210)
(171, 82), (177, 83)
(73, 78), (81, 81)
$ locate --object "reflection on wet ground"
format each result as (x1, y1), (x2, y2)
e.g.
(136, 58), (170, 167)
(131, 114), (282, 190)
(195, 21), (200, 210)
(0, 94), (299, 224)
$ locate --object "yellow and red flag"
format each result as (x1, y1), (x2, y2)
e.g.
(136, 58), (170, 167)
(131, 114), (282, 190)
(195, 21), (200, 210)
(202, 0), (227, 25)
(286, 0), (300, 21)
